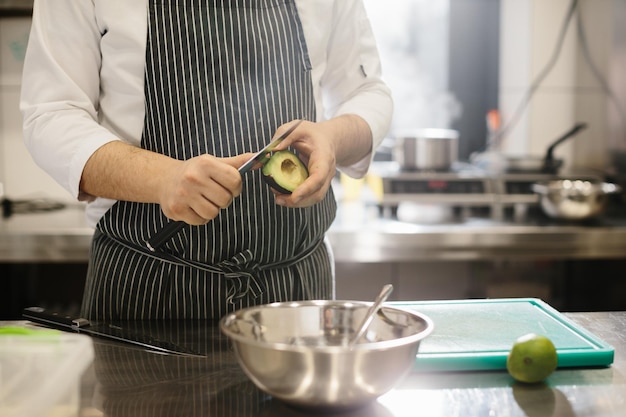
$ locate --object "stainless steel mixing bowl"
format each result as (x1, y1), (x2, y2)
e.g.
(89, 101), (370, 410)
(220, 300), (433, 409)
(532, 179), (621, 220)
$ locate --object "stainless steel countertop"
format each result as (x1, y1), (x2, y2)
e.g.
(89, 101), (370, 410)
(0, 204), (93, 262)
(81, 311), (626, 416)
(329, 202), (626, 262)
(2, 202), (626, 262)
(7, 310), (626, 416)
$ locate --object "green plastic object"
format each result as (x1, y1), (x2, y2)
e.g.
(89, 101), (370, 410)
(392, 298), (615, 372)
(0, 326), (60, 337)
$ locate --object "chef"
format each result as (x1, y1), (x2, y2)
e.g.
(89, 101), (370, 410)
(20, 0), (393, 320)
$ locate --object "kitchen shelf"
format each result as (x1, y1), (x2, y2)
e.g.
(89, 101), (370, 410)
(0, 0), (33, 17)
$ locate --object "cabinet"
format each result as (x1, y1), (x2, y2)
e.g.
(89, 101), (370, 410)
(0, 262), (87, 319)
(336, 259), (626, 312)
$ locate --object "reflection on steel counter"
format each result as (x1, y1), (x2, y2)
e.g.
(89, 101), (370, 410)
(88, 320), (267, 417)
(70, 312), (626, 416)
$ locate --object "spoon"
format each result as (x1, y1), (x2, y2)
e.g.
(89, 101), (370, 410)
(350, 284), (394, 345)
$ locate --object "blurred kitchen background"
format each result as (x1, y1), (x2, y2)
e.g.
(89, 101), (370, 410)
(2, 0), (626, 318)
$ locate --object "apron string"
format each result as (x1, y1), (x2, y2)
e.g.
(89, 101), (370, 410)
(102, 232), (325, 303)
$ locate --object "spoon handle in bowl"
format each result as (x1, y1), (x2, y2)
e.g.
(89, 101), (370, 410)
(350, 284), (394, 345)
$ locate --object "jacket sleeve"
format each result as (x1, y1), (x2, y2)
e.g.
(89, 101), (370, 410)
(20, 1), (120, 200)
(321, 0), (393, 178)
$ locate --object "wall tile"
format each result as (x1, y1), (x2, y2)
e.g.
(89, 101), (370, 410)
(500, 0), (614, 171)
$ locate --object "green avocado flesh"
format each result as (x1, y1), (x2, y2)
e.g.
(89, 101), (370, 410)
(262, 150), (308, 194)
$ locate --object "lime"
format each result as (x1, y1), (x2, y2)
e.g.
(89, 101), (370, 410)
(507, 333), (558, 384)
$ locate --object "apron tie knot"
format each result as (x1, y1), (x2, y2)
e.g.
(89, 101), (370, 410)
(218, 250), (265, 304)
(104, 235), (324, 305)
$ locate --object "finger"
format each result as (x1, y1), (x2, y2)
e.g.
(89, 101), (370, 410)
(206, 165), (244, 196)
(227, 152), (256, 170)
(272, 120), (309, 151)
(185, 205), (219, 225)
(199, 182), (235, 210)
(163, 204), (215, 225)
(275, 174), (328, 208)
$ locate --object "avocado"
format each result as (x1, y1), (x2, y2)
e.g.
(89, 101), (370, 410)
(261, 150), (308, 194)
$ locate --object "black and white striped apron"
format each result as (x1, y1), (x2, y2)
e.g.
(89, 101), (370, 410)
(81, 0), (336, 321)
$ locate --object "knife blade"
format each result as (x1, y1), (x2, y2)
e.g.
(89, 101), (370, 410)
(236, 119), (303, 175)
(22, 307), (205, 357)
(145, 119), (303, 251)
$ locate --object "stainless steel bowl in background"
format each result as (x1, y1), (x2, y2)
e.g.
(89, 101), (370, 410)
(220, 300), (433, 409)
(393, 128), (459, 171)
(532, 180), (621, 220)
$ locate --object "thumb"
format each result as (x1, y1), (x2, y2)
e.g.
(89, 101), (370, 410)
(224, 152), (257, 170)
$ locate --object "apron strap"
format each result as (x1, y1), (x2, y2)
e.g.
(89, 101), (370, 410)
(103, 233), (325, 303)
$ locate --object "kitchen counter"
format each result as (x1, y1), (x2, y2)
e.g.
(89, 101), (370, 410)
(0, 204), (93, 262)
(8, 310), (626, 416)
(329, 201), (626, 262)
(2, 201), (626, 262)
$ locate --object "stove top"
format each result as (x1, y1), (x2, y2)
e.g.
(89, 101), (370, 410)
(370, 161), (605, 221)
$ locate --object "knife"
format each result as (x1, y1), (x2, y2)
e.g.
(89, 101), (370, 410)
(236, 119), (303, 175)
(145, 119), (303, 252)
(22, 306), (205, 357)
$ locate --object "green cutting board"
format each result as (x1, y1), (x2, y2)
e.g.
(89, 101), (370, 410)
(392, 298), (615, 372)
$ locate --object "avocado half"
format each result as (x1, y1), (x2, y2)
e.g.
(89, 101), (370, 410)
(261, 150), (308, 194)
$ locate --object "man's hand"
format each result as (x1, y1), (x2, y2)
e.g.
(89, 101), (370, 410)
(269, 115), (372, 208)
(159, 153), (253, 225)
(80, 141), (255, 225)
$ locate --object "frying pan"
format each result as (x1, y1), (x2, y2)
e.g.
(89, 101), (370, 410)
(506, 123), (588, 174)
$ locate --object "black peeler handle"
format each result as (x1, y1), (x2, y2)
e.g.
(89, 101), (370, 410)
(145, 220), (185, 252)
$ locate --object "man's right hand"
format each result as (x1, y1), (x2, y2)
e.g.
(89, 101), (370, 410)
(159, 153), (254, 225)
(80, 141), (255, 225)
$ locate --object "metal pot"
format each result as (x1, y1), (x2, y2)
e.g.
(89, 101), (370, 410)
(393, 128), (459, 171)
(532, 179), (621, 220)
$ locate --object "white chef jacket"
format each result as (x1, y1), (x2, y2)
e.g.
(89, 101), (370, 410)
(20, 0), (393, 228)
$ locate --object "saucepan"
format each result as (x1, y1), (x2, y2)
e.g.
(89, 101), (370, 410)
(471, 122), (588, 175)
(505, 123), (587, 174)
(532, 179), (621, 220)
